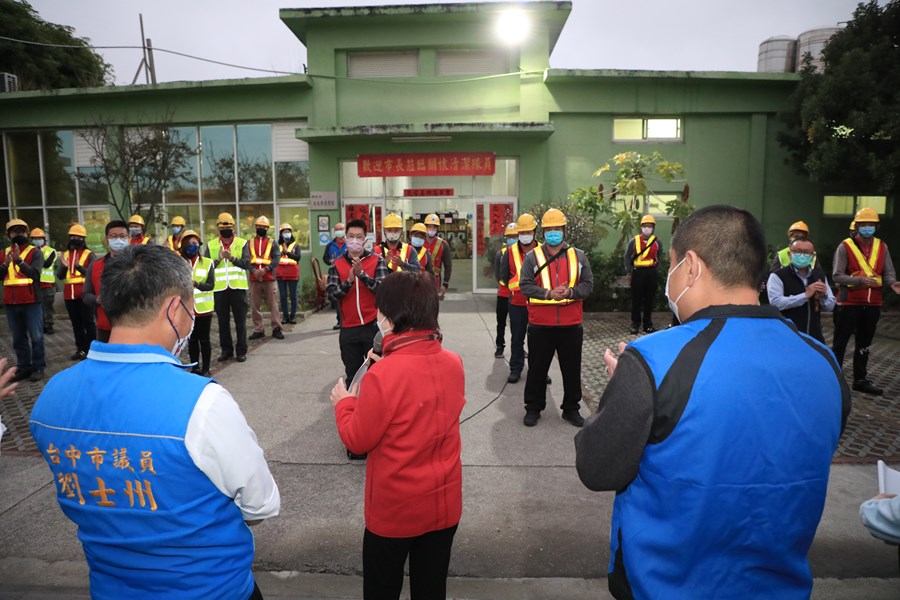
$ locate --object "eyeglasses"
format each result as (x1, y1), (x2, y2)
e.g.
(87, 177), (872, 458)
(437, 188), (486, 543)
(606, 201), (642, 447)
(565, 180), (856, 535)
(346, 234), (366, 241)
(107, 233), (128, 240)
(791, 250), (815, 256)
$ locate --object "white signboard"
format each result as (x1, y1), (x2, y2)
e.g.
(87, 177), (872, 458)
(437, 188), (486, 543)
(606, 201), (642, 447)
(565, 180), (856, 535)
(318, 232), (331, 245)
(310, 191), (338, 210)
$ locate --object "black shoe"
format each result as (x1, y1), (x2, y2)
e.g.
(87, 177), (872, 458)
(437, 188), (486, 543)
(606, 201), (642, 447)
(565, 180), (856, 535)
(852, 379), (883, 395)
(249, 331), (265, 340)
(347, 450), (367, 460)
(70, 351), (87, 361)
(507, 371), (521, 384)
(546, 376), (552, 385)
(10, 369), (31, 383)
(289, 317), (297, 324)
(332, 323), (341, 330)
(236, 355), (247, 363)
(630, 324), (639, 335)
(523, 411), (540, 427)
(191, 366), (202, 375)
(562, 409), (585, 428)
(217, 352), (234, 363)
(494, 346), (504, 358)
(643, 326), (657, 334)
(272, 327), (284, 340)
(200, 370), (211, 377)
(29, 369), (45, 382)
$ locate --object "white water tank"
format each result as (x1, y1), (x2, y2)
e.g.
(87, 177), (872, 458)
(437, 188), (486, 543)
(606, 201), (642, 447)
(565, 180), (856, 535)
(757, 36), (798, 72)
(797, 27), (842, 72)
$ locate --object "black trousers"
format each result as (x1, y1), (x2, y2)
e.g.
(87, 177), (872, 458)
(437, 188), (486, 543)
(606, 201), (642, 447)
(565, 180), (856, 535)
(630, 268), (658, 328)
(65, 299), (96, 353)
(41, 286), (55, 329)
(508, 303), (528, 373)
(832, 304), (881, 382)
(215, 288), (248, 356)
(248, 581), (263, 600)
(495, 295), (509, 348)
(524, 325), (583, 414)
(340, 321), (377, 381)
(189, 315), (213, 371)
(332, 299), (342, 325)
(363, 524), (458, 600)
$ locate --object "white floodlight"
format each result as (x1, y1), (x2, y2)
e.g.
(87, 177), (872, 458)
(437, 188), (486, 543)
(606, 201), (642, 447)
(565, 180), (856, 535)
(496, 9), (530, 46)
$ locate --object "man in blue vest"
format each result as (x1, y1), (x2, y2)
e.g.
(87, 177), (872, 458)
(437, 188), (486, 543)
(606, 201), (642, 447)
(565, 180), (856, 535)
(30, 245), (279, 599)
(575, 205), (850, 600)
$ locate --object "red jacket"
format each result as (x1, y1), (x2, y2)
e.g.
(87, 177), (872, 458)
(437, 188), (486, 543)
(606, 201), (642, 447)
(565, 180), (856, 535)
(91, 255), (111, 331)
(334, 331), (465, 538)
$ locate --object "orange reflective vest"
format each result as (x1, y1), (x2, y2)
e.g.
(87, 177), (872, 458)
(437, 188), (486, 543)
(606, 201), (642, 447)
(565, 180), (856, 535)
(250, 237), (275, 282)
(276, 241), (300, 281)
(165, 235), (182, 252)
(497, 247), (510, 298)
(63, 249), (93, 301)
(2, 245), (38, 304)
(632, 235), (659, 267)
(375, 242), (414, 272)
(842, 237), (886, 306)
(526, 246), (583, 326)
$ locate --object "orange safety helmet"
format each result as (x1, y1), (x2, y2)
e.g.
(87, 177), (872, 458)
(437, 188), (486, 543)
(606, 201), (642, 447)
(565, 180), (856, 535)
(30, 228), (46, 238)
(68, 224), (88, 237)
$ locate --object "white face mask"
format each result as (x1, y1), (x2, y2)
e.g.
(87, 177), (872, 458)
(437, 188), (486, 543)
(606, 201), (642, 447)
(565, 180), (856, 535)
(641, 227), (654, 237)
(665, 257), (701, 323)
(426, 228), (438, 238)
(282, 232), (292, 241)
(518, 233), (534, 245)
(168, 299), (195, 358)
(377, 314), (393, 337)
(385, 232), (401, 243)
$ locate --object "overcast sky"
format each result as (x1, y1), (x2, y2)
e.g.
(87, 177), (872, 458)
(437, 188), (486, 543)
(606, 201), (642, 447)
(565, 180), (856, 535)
(28, 0), (869, 85)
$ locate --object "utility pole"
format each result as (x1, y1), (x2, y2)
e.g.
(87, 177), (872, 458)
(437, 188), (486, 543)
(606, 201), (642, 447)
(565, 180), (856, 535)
(130, 14), (157, 85)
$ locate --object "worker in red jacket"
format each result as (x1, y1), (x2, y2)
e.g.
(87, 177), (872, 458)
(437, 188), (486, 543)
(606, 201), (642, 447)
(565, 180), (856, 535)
(331, 271), (465, 599)
(83, 220), (129, 343)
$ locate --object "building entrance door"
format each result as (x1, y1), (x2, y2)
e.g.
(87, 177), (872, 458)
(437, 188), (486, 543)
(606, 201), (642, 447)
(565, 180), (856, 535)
(473, 198), (516, 293)
(342, 199), (384, 251)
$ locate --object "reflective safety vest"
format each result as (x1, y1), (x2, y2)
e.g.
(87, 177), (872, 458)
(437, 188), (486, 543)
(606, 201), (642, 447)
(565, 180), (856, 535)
(276, 241), (300, 281)
(376, 242), (414, 272)
(497, 247), (510, 299)
(191, 256), (215, 315)
(63, 249), (92, 301)
(842, 236), (886, 306)
(527, 246), (583, 327)
(416, 246), (429, 269)
(2, 245), (38, 304)
(508, 242), (538, 307)
(249, 238), (273, 266)
(165, 235), (181, 252)
(130, 236), (151, 246)
(40, 246), (56, 285)
(208, 237), (249, 292)
(425, 236), (446, 269)
(632, 235), (659, 268)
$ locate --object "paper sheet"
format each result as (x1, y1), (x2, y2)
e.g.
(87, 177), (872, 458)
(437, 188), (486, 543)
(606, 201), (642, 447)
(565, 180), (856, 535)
(877, 460), (900, 495)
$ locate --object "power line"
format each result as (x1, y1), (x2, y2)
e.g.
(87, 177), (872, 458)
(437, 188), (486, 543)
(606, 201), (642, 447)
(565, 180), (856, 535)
(0, 34), (302, 76)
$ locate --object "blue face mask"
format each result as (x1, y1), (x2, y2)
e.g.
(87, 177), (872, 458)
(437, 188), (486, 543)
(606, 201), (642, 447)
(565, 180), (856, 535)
(790, 253), (813, 269)
(172, 226), (182, 234)
(506, 237), (518, 246)
(410, 236), (425, 248)
(858, 226), (876, 238)
(544, 231), (564, 246)
(183, 244), (200, 258)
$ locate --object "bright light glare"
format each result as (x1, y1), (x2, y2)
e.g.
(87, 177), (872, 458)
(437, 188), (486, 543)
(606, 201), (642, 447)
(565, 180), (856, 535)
(496, 9), (530, 45)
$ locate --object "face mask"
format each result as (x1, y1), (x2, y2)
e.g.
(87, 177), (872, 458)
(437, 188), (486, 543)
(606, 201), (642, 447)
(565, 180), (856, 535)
(507, 237), (518, 246)
(168, 298), (195, 358)
(790, 253), (813, 269)
(386, 232), (401, 243)
(11, 235), (28, 247)
(282, 232), (292, 241)
(346, 238), (365, 254)
(858, 226), (876, 238)
(426, 228), (438, 238)
(182, 244), (200, 258)
(377, 314), (393, 337)
(410, 237), (425, 248)
(518, 233), (534, 245)
(641, 227), (654, 237)
(108, 237), (128, 252)
(220, 229), (234, 239)
(129, 227), (142, 237)
(69, 238), (85, 250)
(172, 226), (182, 234)
(32, 239), (45, 248)
(545, 231), (564, 246)
(334, 230), (345, 239)
(665, 257), (701, 323)
(256, 228), (268, 238)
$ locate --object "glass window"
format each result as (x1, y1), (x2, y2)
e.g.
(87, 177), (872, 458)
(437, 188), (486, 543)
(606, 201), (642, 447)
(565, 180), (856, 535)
(613, 118), (682, 141)
(277, 204), (311, 250)
(41, 131), (77, 207)
(12, 208), (44, 233)
(857, 196), (887, 215)
(613, 119), (643, 141)
(81, 207), (112, 252)
(164, 205), (202, 234)
(646, 119), (681, 139)
(238, 203), (274, 239)
(473, 158), (518, 196)
(236, 124), (273, 203)
(275, 162), (310, 201)
(46, 207), (79, 248)
(77, 167), (109, 205)
(200, 126), (235, 203)
(824, 195), (854, 216)
(386, 174), (474, 198)
(647, 193), (679, 216)
(341, 160), (385, 198)
(202, 204), (237, 243)
(7, 132), (41, 207)
(167, 127), (199, 204)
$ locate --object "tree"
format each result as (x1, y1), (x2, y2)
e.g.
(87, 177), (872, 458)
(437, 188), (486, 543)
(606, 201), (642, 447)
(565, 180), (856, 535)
(778, 0), (900, 197)
(78, 114), (195, 226)
(0, 0), (111, 90)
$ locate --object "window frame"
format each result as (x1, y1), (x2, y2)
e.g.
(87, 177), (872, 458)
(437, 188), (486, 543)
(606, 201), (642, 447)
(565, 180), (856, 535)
(612, 117), (683, 143)
(822, 194), (890, 218)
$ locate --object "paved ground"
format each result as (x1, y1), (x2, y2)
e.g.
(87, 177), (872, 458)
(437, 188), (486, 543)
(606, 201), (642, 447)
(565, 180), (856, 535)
(0, 294), (898, 599)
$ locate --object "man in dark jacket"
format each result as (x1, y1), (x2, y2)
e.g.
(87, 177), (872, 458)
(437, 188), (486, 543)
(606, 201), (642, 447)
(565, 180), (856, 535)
(323, 222), (347, 330)
(767, 238), (835, 344)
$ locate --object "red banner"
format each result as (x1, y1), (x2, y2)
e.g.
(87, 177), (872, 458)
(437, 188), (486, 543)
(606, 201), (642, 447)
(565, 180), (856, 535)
(476, 204), (485, 256)
(357, 152), (496, 178)
(489, 203), (514, 236)
(404, 188), (454, 197)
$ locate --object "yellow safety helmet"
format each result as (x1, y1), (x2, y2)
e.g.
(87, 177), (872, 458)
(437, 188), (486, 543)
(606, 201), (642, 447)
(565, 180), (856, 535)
(180, 229), (202, 244)
(217, 212), (236, 228)
(279, 222), (293, 232)
(515, 213), (537, 232)
(171, 216), (186, 227)
(505, 222), (518, 236)
(6, 218), (28, 232)
(255, 216), (271, 228)
(410, 223), (428, 235)
(854, 207), (880, 223)
(541, 208), (568, 228)
(849, 220), (856, 232)
(787, 220), (809, 235)
(30, 228), (46, 238)
(128, 214), (145, 227)
(383, 213), (404, 229)
(68, 224), (87, 237)
(640, 215), (656, 226)
(424, 213), (441, 226)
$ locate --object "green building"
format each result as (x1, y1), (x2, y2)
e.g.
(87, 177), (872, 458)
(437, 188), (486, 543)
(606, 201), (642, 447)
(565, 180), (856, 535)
(0, 2), (891, 292)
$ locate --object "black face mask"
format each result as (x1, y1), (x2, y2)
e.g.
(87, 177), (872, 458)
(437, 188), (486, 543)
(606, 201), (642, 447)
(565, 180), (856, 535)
(220, 229), (234, 239)
(11, 235), (28, 247)
(256, 228), (268, 238)
(68, 238), (85, 250)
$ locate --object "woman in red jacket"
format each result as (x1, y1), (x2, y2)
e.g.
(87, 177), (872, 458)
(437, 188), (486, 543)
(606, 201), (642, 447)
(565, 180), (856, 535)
(331, 271), (465, 600)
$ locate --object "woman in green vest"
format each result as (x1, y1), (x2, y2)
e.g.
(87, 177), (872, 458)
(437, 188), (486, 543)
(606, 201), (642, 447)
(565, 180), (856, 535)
(179, 230), (215, 376)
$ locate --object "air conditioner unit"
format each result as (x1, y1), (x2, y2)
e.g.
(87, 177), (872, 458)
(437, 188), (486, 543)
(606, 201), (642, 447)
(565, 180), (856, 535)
(0, 73), (19, 93)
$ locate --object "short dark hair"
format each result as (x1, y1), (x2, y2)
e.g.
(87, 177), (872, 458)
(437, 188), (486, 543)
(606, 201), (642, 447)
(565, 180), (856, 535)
(375, 271), (439, 334)
(105, 220), (128, 235)
(346, 219), (367, 235)
(671, 205), (767, 288)
(789, 237), (815, 250)
(102, 245), (193, 326)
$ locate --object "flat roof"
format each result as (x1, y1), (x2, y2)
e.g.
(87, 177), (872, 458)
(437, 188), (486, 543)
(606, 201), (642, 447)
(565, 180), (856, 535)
(544, 68), (801, 84)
